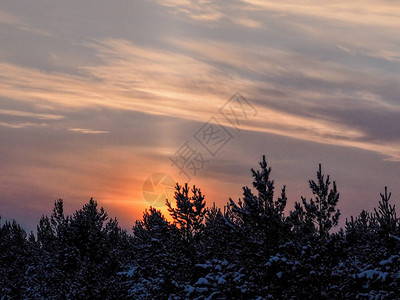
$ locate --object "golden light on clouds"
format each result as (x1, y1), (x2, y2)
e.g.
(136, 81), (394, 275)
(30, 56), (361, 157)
(1, 34), (400, 161)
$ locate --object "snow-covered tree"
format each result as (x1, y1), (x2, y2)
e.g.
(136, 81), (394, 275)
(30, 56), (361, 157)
(166, 182), (206, 278)
(291, 164), (340, 240)
(0, 218), (29, 298)
(25, 198), (130, 298)
(229, 156), (289, 256)
(3, 156), (400, 299)
(374, 187), (399, 238)
(123, 207), (187, 299)
(166, 183), (206, 244)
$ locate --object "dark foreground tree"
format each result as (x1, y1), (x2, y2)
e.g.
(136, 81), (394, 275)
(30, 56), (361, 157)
(1, 156), (400, 299)
(166, 183), (206, 270)
(24, 198), (131, 298)
(0, 217), (29, 298)
(123, 207), (187, 299)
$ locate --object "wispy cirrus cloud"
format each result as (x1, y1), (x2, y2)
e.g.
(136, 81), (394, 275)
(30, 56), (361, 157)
(0, 109), (64, 120)
(1, 35), (400, 161)
(152, 0), (224, 21)
(152, 0), (400, 66)
(239, 0), (400, 26)
(69, 128), (109, 134)
(0, 121), (47, 129)
(0, 9), (52, 36)
(150, 0), (264, 28)
(237, 0), (400, 64)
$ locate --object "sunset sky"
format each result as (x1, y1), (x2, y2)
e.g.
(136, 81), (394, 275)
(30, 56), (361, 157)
(1, 0), (400, 232)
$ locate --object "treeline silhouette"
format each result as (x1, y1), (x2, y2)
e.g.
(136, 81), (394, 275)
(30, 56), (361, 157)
(1, 156), (399, 299)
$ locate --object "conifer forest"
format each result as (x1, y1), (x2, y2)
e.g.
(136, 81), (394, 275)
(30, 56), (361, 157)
(1, 156), (400, 299)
